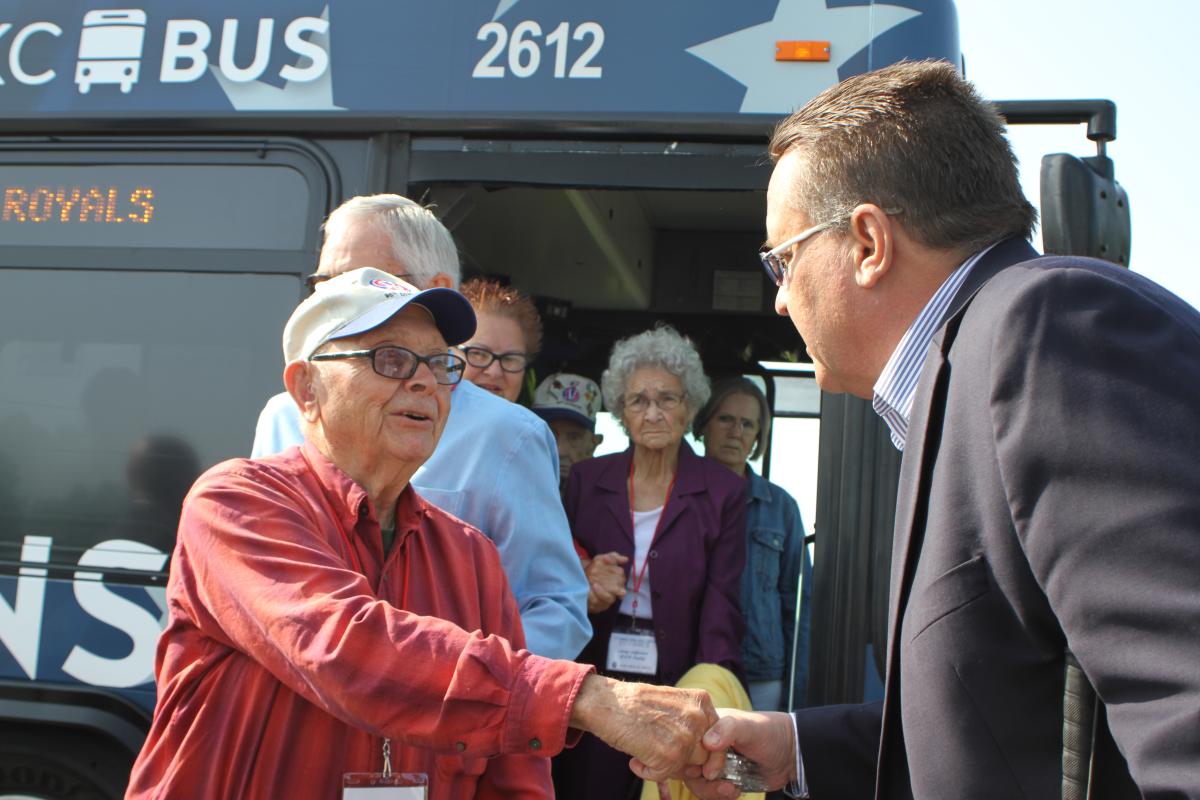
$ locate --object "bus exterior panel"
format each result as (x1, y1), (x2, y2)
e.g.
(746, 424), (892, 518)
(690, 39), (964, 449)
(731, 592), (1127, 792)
(0, 2), (970, 796)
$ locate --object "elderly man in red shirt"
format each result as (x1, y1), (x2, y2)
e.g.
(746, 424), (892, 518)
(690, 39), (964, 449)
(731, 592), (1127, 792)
(126, 268), (716, 799)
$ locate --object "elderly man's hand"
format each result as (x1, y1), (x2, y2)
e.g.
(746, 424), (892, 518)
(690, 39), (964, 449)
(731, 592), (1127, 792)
(584, 551), (628, 614)
(569, 674), (717, 781)
(677, 709), (797, 798)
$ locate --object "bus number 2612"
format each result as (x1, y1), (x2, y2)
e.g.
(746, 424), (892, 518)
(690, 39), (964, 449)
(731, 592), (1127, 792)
(473, 20), (603, 80)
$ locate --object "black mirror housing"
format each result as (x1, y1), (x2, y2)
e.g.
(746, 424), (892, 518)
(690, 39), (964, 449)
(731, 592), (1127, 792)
(1040, 153), (1131, 267)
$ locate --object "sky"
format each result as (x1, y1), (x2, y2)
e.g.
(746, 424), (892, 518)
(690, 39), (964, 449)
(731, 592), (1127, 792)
(955, 0), (1200, 309)
(608, 2), (1200, 531)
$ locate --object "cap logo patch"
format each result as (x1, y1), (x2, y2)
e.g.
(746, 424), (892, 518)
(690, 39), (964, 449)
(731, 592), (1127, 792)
(370, 278), (411, 292)
(562, 385), (581, 402)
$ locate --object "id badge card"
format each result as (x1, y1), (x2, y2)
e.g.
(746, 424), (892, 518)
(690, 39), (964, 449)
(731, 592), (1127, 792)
(342, 773), (427, 799)
(343, 739), (428, 799)
(606, 624), (658, 675)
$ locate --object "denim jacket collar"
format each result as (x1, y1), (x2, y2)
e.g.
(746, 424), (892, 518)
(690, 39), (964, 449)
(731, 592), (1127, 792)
(745, 465), (772, 504)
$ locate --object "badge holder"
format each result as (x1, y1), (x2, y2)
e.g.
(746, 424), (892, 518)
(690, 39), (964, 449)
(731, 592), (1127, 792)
(343, 738), (428, 799)
(606, 617), (658, 675)
(608, 463), (673, 677)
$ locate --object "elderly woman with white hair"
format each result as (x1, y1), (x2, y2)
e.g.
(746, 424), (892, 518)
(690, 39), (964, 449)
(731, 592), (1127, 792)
(556, 325), (747, 800)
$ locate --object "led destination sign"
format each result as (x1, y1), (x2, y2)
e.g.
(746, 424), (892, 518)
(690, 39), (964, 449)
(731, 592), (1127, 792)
(0, 163), (309, 250)
(4, 184), (155, 225)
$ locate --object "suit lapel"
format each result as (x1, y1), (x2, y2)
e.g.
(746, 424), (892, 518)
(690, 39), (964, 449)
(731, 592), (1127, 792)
(876, 238), (1040, 798)
(653, 442), (703, 544)
(596, 448), (635, 546)
(884, 351), (941, 666)
(884, 237), (1038, 666)
(596, 443), (703, 549)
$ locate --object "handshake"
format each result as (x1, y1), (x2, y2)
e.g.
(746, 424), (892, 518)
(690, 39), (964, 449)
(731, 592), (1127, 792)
(567, 674), (798, 798)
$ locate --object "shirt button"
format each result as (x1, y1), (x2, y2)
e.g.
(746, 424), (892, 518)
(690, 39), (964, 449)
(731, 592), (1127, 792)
(455, 742), (466, 752)
(649, 550), (658, 559)
(529, 738), (542, 751)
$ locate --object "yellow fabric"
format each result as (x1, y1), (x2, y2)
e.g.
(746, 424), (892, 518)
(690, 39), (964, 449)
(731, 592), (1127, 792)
(640, 664), (765, 800)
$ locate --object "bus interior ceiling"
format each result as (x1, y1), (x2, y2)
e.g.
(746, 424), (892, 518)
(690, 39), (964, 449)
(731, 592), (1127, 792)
(416, 182), (806, 383)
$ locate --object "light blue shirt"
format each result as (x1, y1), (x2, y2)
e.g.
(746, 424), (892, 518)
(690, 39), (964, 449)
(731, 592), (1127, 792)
(251, 379), (591, 661)
(872, 243), (996, 450)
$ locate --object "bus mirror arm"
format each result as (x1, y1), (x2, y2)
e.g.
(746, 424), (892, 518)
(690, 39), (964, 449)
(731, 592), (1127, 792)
(993, 99), (1117, 158)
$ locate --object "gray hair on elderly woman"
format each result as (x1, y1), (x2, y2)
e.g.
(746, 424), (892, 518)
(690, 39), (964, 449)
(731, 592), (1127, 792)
(600, 324), (711, 422)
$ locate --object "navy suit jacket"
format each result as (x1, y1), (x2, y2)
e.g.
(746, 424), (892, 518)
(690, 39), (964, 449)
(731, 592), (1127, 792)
(565, 441), (746, 685)
(795, 239), (1200, 798)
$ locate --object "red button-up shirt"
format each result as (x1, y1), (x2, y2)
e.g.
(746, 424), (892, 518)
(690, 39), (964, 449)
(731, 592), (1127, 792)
(127, 443), (592, 799)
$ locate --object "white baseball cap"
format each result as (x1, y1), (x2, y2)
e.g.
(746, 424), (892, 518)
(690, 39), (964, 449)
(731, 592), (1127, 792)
(532, 373), (602, 432)
(282, 267), (476, 363)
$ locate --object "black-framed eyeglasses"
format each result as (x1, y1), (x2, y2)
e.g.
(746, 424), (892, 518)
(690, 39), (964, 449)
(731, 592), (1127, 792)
(713, 413), (759, 434)
(310, 345), (465, 385)
(304, 272), (334, 294)
(457, 345), (530, 373)
(758, 218), (844, 287)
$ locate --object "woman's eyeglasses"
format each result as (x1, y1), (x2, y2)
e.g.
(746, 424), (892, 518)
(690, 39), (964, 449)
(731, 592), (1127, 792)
(624, 391), (686, 414)
(457, 345), (529, 373)
(713, 413), (758, 433)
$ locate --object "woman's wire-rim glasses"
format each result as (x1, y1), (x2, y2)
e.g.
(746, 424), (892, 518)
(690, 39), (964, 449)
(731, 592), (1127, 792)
(624, 391), (686, 414)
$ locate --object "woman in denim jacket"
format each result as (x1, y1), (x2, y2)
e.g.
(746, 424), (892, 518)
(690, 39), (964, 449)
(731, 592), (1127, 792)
(695, 377), (813, 712)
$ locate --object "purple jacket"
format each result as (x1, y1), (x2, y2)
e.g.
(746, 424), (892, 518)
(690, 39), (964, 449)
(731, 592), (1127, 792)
(564, 441), (747, 685)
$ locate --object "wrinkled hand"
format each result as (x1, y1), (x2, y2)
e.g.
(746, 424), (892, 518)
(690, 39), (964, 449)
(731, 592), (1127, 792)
(569, 675), (717, 781)
(585, 551), (628, 614)
(678, 709), (796, 799)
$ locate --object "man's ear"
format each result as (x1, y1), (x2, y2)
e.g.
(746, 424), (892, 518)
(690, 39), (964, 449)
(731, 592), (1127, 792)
(284, 361), (321, 423)
(426, 272), (455, 290)
(849, 204), (895, 289)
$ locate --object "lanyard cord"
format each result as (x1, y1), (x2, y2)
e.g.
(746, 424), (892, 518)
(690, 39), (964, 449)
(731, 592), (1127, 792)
(337, 506), (414, 774)
(337, 508), (414, 606)
(626, 457), (677, 620)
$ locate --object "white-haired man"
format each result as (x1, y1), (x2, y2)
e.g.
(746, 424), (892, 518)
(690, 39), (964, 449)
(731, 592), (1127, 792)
(130, 269), (718, 798)
(252, 194), (590, 661)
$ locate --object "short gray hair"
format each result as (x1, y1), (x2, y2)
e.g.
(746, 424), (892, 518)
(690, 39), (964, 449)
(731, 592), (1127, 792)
(768, 60), (1035, 254)
(323, 194), (462, 288)
(602, 325), (711, 423)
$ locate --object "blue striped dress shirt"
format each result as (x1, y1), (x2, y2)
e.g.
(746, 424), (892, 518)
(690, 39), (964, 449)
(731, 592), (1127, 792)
(871, 243), (997, 450)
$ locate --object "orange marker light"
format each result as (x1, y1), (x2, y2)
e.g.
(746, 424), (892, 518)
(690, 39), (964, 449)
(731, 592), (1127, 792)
(775, 41), (831, 62)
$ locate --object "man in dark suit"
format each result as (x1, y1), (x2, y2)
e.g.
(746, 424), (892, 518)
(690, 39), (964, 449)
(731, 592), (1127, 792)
(666, 60), (1200, 798)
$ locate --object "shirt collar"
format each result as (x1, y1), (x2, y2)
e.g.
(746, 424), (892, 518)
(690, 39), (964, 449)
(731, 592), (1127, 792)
(744, 465), (772, 502)
(299, 441), (420, 540)
(871, 242), (998, 451)
(301, 440), (371, 523)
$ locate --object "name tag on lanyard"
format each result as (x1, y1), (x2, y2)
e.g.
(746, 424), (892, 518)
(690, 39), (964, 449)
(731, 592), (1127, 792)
(343, 739), (428, 798)
(610, 462), (674, 676)
(342, 777), (426, 799)
(607, 625), (659, 674)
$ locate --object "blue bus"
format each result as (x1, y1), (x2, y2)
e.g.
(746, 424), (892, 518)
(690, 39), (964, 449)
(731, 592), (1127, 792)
(0, 2), (1126, 795)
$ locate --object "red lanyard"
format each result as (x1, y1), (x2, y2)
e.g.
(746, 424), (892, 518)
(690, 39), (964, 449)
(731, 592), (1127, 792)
(626, 458), (676, 619)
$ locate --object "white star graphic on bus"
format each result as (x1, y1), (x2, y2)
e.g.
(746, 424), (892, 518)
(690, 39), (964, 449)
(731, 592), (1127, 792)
(492, 0), (522, 21)
(213, 5), (345, 112)
(687, 0), (920, 114)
